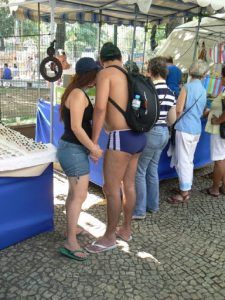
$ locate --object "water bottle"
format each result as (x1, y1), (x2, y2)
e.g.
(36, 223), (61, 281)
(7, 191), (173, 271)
(132, 94), (141, 110)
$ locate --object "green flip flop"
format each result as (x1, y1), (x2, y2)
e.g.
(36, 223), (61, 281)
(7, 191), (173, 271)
(58, 247), (88, 261)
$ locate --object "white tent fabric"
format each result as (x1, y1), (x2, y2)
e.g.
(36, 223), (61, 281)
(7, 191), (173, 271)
(124, 0), (153, 14)
(183, 0), (225, 11)
(156, 13), (225, 72)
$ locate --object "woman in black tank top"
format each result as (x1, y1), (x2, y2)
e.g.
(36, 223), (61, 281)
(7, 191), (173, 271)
(57, 57), (102, 260)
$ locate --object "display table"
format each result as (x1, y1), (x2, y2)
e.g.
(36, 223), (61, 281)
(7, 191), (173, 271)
(0, 125), (56, 250)
(0, 165), (54, 250)
(36, 100), (211, 186)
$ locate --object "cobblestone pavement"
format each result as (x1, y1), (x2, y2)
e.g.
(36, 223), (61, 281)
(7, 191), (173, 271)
(1, 165), (225, 300)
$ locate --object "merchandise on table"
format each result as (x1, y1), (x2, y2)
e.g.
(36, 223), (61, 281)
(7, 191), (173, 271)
(0, 124), (56, 175)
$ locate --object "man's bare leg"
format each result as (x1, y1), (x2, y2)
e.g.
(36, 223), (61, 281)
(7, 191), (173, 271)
(86, 150), (130, 251)
(117, 153), (140, 241)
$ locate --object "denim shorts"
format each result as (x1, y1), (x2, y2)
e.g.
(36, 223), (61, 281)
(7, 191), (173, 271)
(57, 139), (90, 177)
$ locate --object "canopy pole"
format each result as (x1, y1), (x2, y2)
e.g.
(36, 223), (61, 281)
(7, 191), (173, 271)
(37, 2), (41, 99)
(114, 24), (118, 46)
(193, 10), (202, 61)
(49, 0), (55, 144)
(142, 16), (149, 73)
(98, 10), (102, 54)
(131, 3), (138, 65)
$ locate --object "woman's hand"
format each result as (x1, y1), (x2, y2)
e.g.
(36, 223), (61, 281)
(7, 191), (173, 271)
(211, 114), (220, 125)
(203, 108), (210, 118)
(90, 144), (103, 162)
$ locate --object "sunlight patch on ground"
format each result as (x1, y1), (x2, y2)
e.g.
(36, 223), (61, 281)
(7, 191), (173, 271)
(53, 173), (106, 208)
(54, 191), (105, 208)
(77, 211), (106, 238)
(116, 240), (130, 253)
(137, 252), (161, 264)
(82, 194), (106, 210)
(54, 173), (68, 205)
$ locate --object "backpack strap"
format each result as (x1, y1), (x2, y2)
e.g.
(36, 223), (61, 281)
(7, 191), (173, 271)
(106, 64), (127, 76)
(106, 65), (128, 117)
(108, 97), (126, 118)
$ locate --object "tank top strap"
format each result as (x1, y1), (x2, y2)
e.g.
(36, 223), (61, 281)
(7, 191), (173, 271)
(79, 88), (92, 106)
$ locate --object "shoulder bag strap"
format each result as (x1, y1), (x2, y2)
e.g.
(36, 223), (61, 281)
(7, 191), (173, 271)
(173, 92), (203, 127)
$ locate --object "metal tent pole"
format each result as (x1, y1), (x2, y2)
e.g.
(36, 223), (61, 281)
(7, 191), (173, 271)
(49, 0), (55, 144)
(193, 11), (202, 61)
(98, 10), (102, 54)
(142, 16), (148, 73)
(114, 24), (118, 46)
(131, 3), (138, 65)
(37, 2), (41, 99)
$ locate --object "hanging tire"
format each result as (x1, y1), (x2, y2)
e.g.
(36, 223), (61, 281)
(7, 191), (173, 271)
(39, 56), (63, 82)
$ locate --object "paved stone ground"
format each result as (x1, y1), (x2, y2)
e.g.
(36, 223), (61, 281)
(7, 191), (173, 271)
(1, 165), (225, 300)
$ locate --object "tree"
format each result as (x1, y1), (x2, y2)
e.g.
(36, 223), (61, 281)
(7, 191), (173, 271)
(55, 22), (66, 50)
(0, 2), (14, 50)
(22, 19), (39, 37)
(65, 22), (98, 59)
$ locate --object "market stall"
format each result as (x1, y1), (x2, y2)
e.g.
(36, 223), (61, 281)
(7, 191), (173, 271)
(157, 13), (225, 72)
(0, 0), (220, 250)
(36, 99), (211, 187)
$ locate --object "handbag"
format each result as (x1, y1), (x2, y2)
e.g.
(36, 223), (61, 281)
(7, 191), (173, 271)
(220, 99), (225, 139)
(170, 123), (176, 146)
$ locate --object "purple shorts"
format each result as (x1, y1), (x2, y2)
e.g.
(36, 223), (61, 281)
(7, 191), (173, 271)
(107, 129), (146, 154)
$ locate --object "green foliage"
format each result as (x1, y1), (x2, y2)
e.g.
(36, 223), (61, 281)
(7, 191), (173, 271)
(22, 20), (39, 37)
(0, 6), (14, 38)
(65, 23), (98, 54)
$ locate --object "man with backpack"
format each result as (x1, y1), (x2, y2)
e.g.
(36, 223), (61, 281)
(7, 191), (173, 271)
(86, 42), (147, 253)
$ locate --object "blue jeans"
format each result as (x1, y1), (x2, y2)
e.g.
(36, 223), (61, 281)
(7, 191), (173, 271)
(134, 126), (169, 216)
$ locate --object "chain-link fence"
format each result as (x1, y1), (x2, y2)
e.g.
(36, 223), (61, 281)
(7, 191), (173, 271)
(0, 13), (164, 125)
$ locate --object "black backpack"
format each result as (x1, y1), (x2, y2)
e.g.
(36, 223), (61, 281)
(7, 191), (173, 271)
(107, 65), (160, 132)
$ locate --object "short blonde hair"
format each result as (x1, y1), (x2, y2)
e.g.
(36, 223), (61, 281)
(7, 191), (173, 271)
(189, 60), (209, 79)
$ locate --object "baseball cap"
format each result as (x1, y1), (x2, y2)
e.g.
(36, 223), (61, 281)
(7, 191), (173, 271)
(75, 57), (100, 74)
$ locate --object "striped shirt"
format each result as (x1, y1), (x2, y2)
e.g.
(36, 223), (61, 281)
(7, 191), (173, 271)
(153, 80), (176, 126)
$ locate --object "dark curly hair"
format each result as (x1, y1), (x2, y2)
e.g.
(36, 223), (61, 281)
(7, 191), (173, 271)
(100, 42), (122, 62)
(147, 56), (168, 79)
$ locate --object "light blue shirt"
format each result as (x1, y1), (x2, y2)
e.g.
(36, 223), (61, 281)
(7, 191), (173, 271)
(175, 79), (207, 135)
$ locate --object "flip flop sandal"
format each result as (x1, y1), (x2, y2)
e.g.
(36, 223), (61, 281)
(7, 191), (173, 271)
(167, 193), (190, 204)
(116, 232), (133, 242)
(201, 188), (219, 197)
(85, 241), (117, 254)
(58, 247), (88, 261)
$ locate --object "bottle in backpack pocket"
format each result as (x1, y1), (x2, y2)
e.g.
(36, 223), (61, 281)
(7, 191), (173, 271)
(132, 94), (141, 110)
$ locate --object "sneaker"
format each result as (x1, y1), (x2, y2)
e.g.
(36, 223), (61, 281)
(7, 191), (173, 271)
(147, 210), (158, 214)
(132, 215), (146, 220)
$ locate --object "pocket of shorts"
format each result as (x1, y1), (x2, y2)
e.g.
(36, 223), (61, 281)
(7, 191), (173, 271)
(57, 140), (68, 150)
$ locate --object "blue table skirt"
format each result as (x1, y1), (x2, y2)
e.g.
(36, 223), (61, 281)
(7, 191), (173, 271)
(36, 100), (211, 186)
(0, 164), (54, 250)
